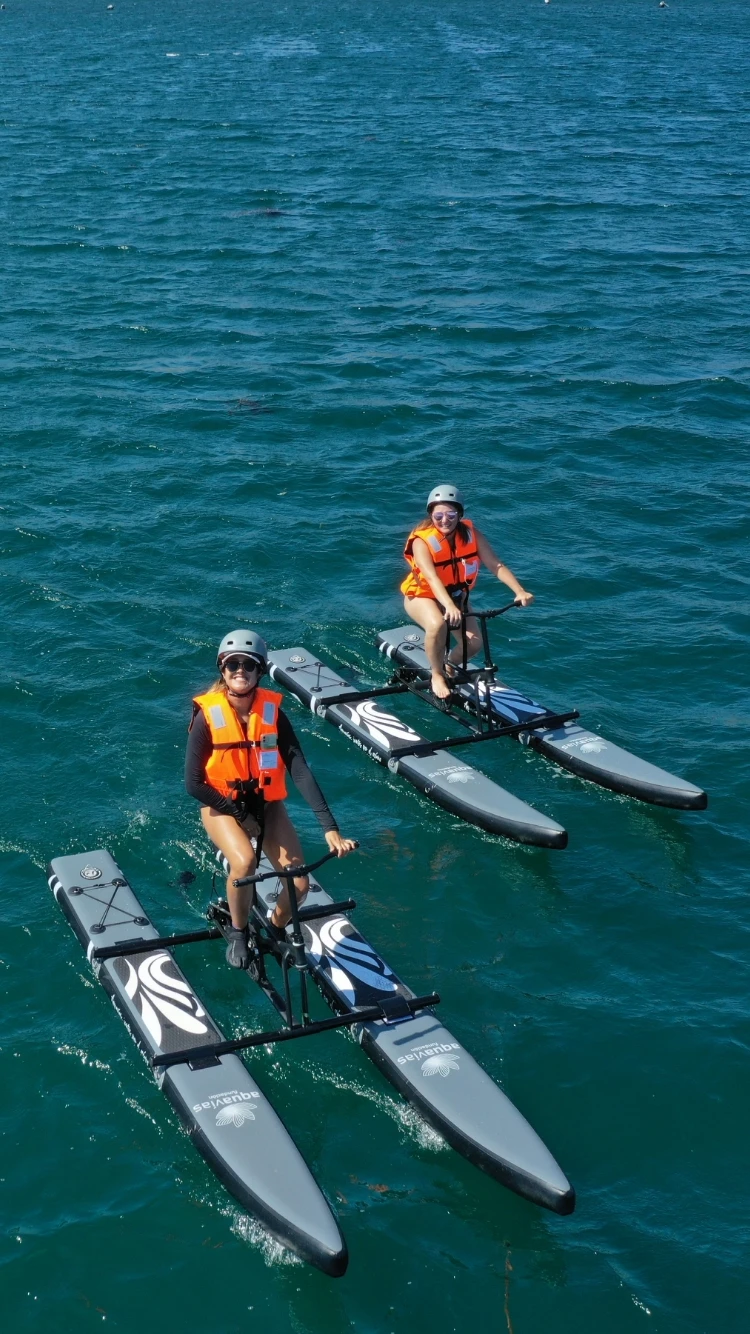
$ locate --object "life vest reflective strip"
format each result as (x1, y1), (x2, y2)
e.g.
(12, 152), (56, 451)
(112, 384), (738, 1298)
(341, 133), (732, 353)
(192, 687), (288, 803)
(400, 519), (480, 599)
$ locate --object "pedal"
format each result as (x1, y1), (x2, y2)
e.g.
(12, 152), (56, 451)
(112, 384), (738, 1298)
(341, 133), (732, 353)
(207, 899), (231, 928)
(246, 925), (265, 982)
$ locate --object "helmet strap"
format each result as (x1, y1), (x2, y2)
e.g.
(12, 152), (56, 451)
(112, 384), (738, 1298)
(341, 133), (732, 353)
(227, 683), (257, 701)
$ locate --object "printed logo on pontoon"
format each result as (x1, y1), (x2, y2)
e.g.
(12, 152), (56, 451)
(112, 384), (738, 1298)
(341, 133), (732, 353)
(80, 865), (102, 880)
(193, 1090), (262, 1123)
(216, 1103), (256, 1127)
(397, 1040), (461, 1069)
(421, 1053), (460, 1077)
(430, 765), (476, 785)
(289, 654), (306, 664)
(344, 729), (383, 765)
(559, 735), (607, 754)
(190, 1088), (261, 1120)
(341, 700), (420, 750)
(120, 951), (210, 1048)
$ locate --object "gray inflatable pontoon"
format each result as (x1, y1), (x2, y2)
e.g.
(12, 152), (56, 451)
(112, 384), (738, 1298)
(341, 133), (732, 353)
(268, 647), (567, 848)
(47, 849), (348, 1276)
(377, 626), (707, 811)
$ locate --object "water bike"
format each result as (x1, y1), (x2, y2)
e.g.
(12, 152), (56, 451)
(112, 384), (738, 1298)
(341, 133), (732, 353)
(377, 602), (707, 810)
(47, 846), (575, 1276)
(267, 604), (706, 845)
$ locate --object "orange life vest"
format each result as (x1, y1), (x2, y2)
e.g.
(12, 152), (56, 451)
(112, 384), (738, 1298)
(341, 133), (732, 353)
(192, 687), (288, 804)
(401, 518), (481, 599)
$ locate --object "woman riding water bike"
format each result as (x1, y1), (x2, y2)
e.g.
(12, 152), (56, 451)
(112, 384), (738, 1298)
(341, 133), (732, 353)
(401, 484), (534, 700)
(186, 630), (356, 969)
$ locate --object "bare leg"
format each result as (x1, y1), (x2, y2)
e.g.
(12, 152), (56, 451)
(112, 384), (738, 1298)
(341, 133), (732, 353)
(446, 613), (482, 668)
(403, 595), (452, 698)
(261, 801), (310, 929)
(200, 806), (257, 929)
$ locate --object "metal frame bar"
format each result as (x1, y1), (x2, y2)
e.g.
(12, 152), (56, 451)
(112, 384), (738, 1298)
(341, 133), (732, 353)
(388, 710), (580, 760)
(306, 682), (411, 709)
(297, 898), (356, 923)
(91, 927), (222, 962)
(152, 992), (441, 1071)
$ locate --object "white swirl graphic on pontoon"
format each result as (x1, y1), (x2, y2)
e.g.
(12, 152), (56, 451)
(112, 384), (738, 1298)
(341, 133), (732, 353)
(306, 917), (398, 1004)
(341, 700), (420, 750)
(216, 1104), (256, 1127)
(421, 1054), (460, 1077)
(122, 951), (209, 1047)
(477, 683), (547, 725)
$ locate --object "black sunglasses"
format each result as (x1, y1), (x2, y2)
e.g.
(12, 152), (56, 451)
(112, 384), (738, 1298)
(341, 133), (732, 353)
(222, 656), (260, 674)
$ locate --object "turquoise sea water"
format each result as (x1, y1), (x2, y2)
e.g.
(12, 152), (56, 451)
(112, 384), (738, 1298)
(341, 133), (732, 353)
(2, 0), (749, 1329)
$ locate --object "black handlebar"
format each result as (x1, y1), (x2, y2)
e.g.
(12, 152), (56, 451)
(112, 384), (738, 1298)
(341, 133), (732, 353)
(233, 843), (359, 889)
(471, 600), (522, 621)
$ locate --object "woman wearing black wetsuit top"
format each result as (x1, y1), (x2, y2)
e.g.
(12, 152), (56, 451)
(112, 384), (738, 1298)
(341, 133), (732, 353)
(186, 629), (356, 969)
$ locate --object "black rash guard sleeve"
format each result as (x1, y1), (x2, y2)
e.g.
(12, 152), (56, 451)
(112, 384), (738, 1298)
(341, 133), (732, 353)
(277, 711), (339, 833)
(185, 706), (339, 834)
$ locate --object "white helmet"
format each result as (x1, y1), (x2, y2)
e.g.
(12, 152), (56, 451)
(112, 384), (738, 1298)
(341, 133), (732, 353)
(216, 629), (268, 670)
(427, 483), (464, 514)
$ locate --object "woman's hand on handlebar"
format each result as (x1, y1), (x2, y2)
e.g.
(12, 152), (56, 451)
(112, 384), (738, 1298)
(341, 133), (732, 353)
(442, 601), (463, 628)
(514, 589), (534, 607)
(325, 831), (358, 858)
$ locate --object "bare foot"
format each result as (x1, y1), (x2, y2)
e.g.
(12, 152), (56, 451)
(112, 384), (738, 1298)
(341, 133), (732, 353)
(431, 671), (451, 700)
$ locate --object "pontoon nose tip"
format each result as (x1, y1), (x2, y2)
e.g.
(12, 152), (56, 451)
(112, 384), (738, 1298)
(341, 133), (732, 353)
(683, 787), (708, 812)
(520, 822), (568, 850)
(316, 1238), (349, 1278)
(650, 782), (707, 811)
(551, 1184), (576, 1216)
(547, 826), (568, 850)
